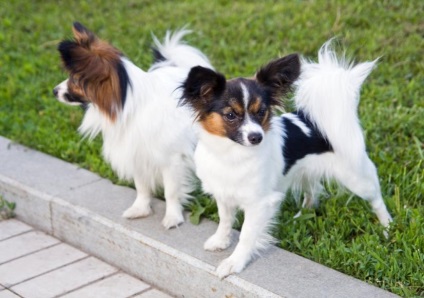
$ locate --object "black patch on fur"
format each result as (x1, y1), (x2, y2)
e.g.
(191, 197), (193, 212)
(152, 47), (166, 63)
(180, 66), (226, 113)
(64, 92), (85, 104)
(282, 111), (333, 175)
(117, 60), (130, 108)
(256, 54), (301, 105)
(58, 40), (79, 71)
(73, 22), (86, 33)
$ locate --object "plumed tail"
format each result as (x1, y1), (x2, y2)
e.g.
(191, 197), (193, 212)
(293, 40), (378, 165)
(149, 28), (213, 71)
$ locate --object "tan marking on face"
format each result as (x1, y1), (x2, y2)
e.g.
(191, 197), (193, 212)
(68, 78), (85, 97)
(261, 110), (271, 131)
(222, 107), (233, 115)
(229, 98), (244, 115)
(248, 97), (262, 114)
(201, 112), (226, 136)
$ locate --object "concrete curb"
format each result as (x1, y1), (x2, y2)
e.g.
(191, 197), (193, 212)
(0, 136), (397, 298)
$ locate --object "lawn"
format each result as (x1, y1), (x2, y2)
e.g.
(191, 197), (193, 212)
(1, 0), (423, 296)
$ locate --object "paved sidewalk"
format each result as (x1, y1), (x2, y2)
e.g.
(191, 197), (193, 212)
(0, 136), (398, 298)
(0, 219), (172, 298)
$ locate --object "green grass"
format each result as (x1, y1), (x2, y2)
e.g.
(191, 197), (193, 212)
(0, 195), (16, 220)
(1, 0), (423, 296)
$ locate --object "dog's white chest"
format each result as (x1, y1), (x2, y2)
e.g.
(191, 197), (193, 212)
(194, 130), (283, 206)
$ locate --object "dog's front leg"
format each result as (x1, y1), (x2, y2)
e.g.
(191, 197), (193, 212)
(216, 192), (280, 279)
(204, 199), (236, 251)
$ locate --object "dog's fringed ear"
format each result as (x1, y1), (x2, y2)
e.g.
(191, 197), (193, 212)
(57, 22), (126, 122)
(58, 22), (100, 72)
(180, 66), (226, 113)
(256, 54), (301, 105)
(72, 22), (97, 48)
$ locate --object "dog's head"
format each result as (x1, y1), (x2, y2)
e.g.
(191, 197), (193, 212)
(53, 22), (129, 121)
(180, 54), (300, 146)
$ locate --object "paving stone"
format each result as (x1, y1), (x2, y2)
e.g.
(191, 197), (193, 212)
(0, 219), (32, 241)
(11, 257), (118, 298)
(135, 289), (173, 298)
(0, 177), (53, 233)
(62, 272), (150, 298)
(0, 290), (20, 298)
(0, 139), (101, 197)
(0, 136), (11, 151)
(0, 243), (87, 286)
(0, 231), (59, 264)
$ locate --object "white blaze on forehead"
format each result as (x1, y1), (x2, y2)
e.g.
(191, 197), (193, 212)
(238, 81), (264, 146)
(240, 82), (250, 109)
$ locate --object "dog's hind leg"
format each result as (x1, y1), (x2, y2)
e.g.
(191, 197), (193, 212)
(294, 178), (321, 218)
(161, 159), (192, 229)
(332, 156), (392, 229)
(302, 178), (323, 209)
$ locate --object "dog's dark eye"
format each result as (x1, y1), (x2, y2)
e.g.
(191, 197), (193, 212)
(258, 108), (267, 117)
(224, 112), (236, 121)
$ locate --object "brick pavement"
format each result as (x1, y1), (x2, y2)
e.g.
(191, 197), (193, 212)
(0, 219), (172, 298)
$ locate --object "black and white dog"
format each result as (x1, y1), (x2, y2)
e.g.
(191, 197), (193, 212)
(180, 41), (392, 278)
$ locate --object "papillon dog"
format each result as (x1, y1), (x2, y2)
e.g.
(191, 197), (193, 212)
(180, 41), (392, 278)
(53, 22), (213, 229)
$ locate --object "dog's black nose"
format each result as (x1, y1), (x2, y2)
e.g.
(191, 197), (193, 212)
(53, 88), (58, 97)
(248, 133), (263, 145)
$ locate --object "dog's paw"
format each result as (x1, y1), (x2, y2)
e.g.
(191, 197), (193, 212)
(122, 205), (152, 219)
(204, 234), (231, 251)
(216, 256), (246, 279)
(162, 212), (184, 229)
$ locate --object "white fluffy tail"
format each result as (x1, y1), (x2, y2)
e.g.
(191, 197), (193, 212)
(293, 40), (378, 166)
(149, 29), (213, 71)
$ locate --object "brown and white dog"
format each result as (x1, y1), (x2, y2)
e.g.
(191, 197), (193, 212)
(53, 22), (213, 228)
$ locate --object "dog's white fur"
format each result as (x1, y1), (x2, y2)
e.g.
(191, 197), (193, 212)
(286, 42), (391, 228)
(55, 30), (213, 229)
(194, 41), (392, 278)
(196, 118), (283, 278)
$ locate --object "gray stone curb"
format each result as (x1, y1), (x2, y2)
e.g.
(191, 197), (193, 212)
(0, 136), (397, 298)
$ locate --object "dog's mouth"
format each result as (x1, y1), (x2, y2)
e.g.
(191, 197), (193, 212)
(53, 84), (86, 106)
(64, 92), (85, 105)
